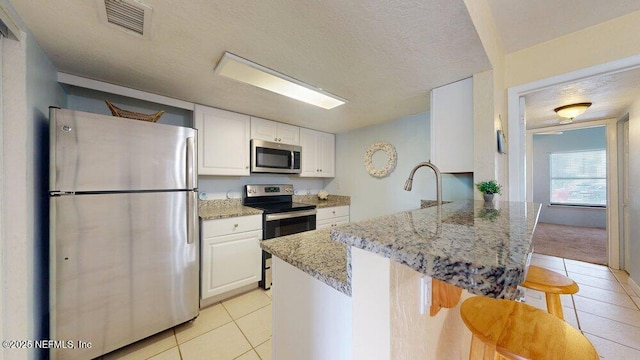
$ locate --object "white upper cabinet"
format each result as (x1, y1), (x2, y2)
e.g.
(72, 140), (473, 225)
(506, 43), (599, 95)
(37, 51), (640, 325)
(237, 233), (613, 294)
(430, 77), (474, 173)
(300, 128), (335, 178)
(194, 105), (250, 176)
(318, 131), (335, 177)
(251, 117), (300, 145)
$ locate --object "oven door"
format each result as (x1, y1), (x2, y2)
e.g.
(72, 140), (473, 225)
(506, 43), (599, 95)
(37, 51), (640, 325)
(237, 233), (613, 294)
(261, 209), (316, 289)
(264, 209), (317, 239)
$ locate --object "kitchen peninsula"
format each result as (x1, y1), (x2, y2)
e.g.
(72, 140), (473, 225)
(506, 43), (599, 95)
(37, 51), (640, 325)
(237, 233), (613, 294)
(262, 200), (541, 360)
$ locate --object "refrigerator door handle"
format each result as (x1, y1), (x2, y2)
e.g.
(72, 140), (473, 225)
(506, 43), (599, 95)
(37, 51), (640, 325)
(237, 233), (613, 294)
(187, 191), (197, 244)
(186, 136), (196, 189)
(186, 136), (197, 245)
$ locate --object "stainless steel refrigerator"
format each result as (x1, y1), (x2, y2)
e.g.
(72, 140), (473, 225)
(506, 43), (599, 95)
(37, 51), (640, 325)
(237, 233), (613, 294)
(49, 108), (199, 359)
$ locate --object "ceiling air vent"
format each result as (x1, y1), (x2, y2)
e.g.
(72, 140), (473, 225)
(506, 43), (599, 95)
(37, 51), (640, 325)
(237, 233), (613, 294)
(98, 0), (153, 38)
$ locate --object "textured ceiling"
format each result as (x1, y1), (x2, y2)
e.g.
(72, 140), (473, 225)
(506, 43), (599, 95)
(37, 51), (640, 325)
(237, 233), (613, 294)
(487, 0), (640, 54)
(11, 0), (491, 133)
(486, 0), (640, 129)
(524, 67), (640, 129)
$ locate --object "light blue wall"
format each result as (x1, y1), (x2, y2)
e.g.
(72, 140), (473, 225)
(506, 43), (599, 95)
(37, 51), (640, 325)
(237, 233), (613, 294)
(65, 86), (192, 127)
(532, 126), (606, 228)
(0, 3), (67, 355)
(324, 112), (473, 222)
(198, 174), (324, 199)
(27, 26), (67, 355)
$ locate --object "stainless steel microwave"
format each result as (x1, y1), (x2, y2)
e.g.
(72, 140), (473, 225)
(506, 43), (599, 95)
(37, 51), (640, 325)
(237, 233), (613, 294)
(251, 139), (302, 174)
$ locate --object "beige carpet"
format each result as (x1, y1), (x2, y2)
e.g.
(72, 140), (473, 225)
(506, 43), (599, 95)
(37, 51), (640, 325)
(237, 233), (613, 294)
(532, 222), (607, 265)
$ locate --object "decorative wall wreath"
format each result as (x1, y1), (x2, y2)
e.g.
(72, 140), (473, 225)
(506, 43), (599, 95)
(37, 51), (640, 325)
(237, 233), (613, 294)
(364, 142), (397, 178)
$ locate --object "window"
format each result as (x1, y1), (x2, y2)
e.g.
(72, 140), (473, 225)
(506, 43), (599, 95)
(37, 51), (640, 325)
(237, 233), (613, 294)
(550, 149), (606, 207)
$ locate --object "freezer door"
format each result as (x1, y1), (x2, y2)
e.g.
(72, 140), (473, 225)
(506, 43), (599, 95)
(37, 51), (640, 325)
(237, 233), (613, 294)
(50, 108), (197, 192)
(50, 191), (199, 360)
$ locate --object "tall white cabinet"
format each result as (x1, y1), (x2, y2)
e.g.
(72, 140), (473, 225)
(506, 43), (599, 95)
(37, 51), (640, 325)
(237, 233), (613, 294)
(300, 128), (335, 178)
(430, 77), (473, 173)
(194, 105), (251, 176)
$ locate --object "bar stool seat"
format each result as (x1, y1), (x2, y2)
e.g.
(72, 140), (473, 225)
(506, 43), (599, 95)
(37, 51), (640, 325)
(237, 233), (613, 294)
(521, 265), (579, 320)
(460, 296), (598, 360)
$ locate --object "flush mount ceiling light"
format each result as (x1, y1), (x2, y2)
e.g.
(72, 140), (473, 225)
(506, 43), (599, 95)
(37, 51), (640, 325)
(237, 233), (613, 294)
(214, 52), (347, 110)
(554, 102), (592, 124)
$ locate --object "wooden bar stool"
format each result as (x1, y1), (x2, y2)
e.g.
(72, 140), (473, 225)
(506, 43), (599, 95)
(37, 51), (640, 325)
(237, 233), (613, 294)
(460, 296), (598, 360)
(521, 265), (579, 320)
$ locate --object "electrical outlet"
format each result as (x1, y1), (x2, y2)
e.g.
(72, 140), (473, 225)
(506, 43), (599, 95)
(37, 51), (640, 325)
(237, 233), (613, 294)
(419, 276), (432, 315)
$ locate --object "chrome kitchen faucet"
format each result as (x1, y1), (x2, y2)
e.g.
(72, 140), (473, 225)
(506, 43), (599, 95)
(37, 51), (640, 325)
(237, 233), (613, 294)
(404, 162), (442, 206)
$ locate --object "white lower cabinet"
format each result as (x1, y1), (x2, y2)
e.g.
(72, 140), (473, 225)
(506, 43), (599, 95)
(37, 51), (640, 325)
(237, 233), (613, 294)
(201, 215), (262, 301)
(316, 205), (350, 229)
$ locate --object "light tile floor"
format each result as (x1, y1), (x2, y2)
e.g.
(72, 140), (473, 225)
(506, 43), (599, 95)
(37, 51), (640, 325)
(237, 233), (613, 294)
(99, 254), (640, 359)
(527, 253), (640, 359)
(98, 288), (273, 360)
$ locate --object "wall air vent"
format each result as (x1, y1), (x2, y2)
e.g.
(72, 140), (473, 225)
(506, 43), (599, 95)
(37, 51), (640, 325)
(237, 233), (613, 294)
(97, 0), (153, 38)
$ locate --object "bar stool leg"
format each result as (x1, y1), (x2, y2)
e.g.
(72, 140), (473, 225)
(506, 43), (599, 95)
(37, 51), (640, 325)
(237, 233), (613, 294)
(469, 335), (498, 360)
(545, 293), (564, 320)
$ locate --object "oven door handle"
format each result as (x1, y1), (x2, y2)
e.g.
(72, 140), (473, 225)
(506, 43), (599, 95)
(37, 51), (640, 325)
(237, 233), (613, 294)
(265, 209), (317, 222)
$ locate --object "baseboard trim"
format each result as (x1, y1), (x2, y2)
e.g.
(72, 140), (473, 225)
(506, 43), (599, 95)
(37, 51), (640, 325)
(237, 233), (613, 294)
(628, 277), (640, 297)
(200, 283), (259, 309)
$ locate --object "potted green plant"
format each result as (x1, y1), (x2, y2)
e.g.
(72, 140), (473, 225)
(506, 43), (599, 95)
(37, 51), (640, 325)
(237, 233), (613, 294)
(475, 180), (502, 202)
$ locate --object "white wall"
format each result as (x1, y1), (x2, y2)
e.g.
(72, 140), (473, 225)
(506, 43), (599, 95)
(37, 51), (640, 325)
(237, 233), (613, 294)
(532, 127), (607, 227)
(627, 96), (640, 285)
(505, 11), (640, 89)
(324, 112), (473, 222)
(1, 1), (66, 358)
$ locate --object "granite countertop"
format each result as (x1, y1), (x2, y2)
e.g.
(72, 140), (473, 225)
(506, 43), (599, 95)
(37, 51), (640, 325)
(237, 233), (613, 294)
(260, 228), (351, 296)
(420, 200), (452, 208)
(293, 195), (351, 208)
(330, 200), (541, 298)
(199, 195), (351, 220)
(199, 199), (263, 220)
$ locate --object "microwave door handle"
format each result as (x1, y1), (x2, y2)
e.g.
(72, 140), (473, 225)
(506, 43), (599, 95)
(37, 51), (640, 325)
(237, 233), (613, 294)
(290, 151), (294, 170)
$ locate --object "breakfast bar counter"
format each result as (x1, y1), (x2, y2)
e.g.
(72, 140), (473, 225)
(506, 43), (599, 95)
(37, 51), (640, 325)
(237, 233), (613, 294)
(262, 200), (541, 360)
(330, 200), (541, 298)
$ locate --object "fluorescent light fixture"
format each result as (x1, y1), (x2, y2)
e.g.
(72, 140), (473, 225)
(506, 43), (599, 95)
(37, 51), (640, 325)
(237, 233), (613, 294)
(214, 52), (347, 110)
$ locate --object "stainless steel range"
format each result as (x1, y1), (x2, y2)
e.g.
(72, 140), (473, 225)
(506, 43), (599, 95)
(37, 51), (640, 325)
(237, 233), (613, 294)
(243, 184), (316, 289)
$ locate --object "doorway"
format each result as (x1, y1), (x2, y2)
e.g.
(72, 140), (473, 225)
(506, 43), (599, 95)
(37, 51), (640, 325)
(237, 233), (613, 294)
(507, 56), (640, 269)
(528, 126), (608, 265)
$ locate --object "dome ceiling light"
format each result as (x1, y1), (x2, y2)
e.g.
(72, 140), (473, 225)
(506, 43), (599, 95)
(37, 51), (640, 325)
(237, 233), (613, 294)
(553, 102), (592, 124)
